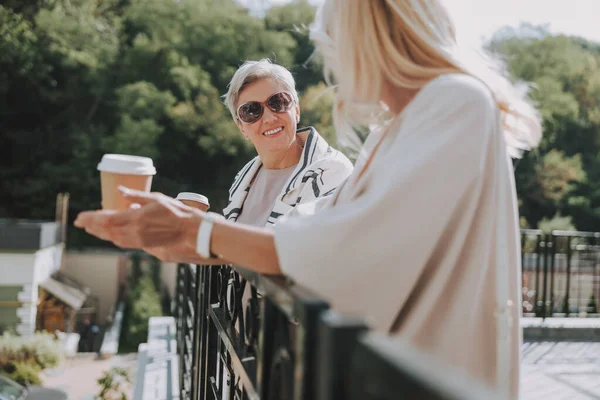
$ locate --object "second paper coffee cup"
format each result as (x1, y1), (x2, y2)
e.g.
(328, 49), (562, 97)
(97, 154), (156, 210)
(176, 192), (210, 212)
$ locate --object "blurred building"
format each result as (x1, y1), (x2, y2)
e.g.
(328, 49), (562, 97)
(0, 219), (64, 335)
(0, 193), (178, 350)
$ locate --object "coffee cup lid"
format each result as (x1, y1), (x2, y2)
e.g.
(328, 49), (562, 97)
(97, 154), (156, 175)
(176, 192), (209, 206)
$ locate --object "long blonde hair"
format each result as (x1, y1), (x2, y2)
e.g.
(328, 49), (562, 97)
(310, 0), (541, 158)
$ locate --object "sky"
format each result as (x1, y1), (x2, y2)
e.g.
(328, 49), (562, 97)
(245, 0), (600, 47)
(441, 0), (600, 47)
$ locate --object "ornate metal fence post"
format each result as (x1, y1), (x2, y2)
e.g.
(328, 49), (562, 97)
(176, 263), (187, 398)
(549, 233), (556, 316)
(201, 265), (221, 400)
(316, 310), (368, 400)
(534, 233), (543, 317)
(563, 235), (572, 315)
(194, 265), (211, 399)
(290, 288), (329, 400)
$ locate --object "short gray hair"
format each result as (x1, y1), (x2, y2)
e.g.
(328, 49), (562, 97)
(223, 59), (299, 121)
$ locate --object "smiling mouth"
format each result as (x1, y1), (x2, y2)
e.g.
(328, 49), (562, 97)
(263, 127), (283, 136)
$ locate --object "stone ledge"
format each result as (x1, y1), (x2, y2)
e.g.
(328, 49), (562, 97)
(522, 317), (600, 342)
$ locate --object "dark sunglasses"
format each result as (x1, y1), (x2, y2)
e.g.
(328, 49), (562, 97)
(236, 91), (295, 124)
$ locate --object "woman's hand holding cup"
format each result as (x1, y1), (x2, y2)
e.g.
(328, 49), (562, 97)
(74, 187), (203, 253)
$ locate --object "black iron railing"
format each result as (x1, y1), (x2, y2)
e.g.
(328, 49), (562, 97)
(172, 229), (600, 400)
(521, 229), (600, 318)
(175, 264), (495, 400)
(199, 265), (326, 399)
(176, 264), (201, 399)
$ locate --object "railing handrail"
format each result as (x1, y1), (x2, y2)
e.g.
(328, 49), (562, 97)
(234, 266), (329, 320)
(521, 229), (600, 238)
(521, 229), (543, 235)
(550, 229), (600, 238)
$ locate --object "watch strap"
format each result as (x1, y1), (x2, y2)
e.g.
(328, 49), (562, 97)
(196, 212), (223, 258)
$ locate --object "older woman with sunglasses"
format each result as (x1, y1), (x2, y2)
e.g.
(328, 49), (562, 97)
(222, 59), (352, 228)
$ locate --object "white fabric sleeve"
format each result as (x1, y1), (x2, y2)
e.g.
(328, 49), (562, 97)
(280, 153), (353, 219)
(273, 75), (500, 329)
(279, 190), (339, 221)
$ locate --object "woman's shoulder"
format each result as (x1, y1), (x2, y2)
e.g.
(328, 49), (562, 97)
(416, 73), (497, 111)
(306, 145), (353, 173)
(302, 127), (353, 171)
(396, 73), (499, 137)
(381, 73), (502, 164)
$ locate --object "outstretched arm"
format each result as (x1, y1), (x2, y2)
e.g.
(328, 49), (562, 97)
(74, 188), (282, 275)
(191, 216), (281, 275)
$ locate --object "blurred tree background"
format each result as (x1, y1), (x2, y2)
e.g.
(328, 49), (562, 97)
(488, 24), (600, 232)
(1, 1), (600, 247)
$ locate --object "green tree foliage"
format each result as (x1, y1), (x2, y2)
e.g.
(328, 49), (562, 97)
(0, 0), (320, 246)
(96, 366), (132, 400)
(537, 213), (576, 234)
(0, 332), (63, 385)
(120, 275), (162, 352)
(265, 0), (323, 90)
(488, 24), (600, 231)
(5, 1), (600, 246)
(3, 361), (42, 386)
(0, 332), (63, 370)
(299, 82), (336, 144)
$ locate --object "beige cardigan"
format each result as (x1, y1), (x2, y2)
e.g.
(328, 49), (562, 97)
(274, 74), (522, 398)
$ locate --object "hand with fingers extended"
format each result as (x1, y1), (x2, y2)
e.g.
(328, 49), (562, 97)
(74, 186), (202, 252)
(75, 185), (280, 273)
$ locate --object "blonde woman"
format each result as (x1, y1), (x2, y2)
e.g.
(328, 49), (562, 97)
(76, 0), (541, 396)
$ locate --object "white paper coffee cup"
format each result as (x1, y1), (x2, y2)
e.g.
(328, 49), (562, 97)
(97, 154), (156, 210)
(176, 192), (210, 211)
